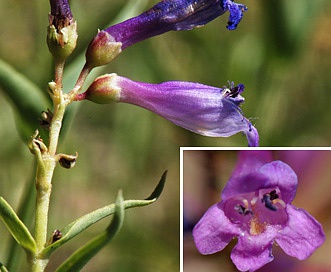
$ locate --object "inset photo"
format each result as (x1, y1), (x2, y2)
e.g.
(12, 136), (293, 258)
(182, 149), (331, 272)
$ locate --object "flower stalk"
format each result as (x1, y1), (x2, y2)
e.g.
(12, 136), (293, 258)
(30, 83), (68, 271)
(29, 1), (84, 269)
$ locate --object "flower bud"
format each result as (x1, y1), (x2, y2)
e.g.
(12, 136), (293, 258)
(47, 0), (78, 62)
(85, 31), (122, 69)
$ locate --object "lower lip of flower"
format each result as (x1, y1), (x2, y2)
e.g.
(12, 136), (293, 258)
(223, 188), (288, 236)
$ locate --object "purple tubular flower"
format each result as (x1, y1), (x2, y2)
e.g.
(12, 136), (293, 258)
(76, 74), (259, 147)
(85, 0), (247, 67)
(104, 0), (247, 49)
(105, 0), (247, 49)
(193, 151), (325, 272)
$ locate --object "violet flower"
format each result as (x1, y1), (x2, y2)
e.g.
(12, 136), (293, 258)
(192, 151), (325, 272)
(76, 74), (259, 147)
(85, 0), (247, 67)
(103, 0), (247, 49)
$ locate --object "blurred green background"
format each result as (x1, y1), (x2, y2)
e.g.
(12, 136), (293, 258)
(0, 0), (330, 271)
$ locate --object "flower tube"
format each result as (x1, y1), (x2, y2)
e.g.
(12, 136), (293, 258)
(192, 151), (325, 272)
(75, 73), (259, 147)
(85, 0), (248, 67)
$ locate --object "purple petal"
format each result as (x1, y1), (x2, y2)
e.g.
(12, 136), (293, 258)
(244, 125), (259, 147)
(49, 0), (73, 23)
(231, 226), (279, 272)
(231, 237), (274, 272)
(276, 205), (325, 260)
(193, 203), (240, 254)
(259, 161), (298, 203)
(222, 151), (273, 200)
(223, 0), (248, 30)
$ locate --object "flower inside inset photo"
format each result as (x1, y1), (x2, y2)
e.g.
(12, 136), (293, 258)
(184, 150), (328, 272)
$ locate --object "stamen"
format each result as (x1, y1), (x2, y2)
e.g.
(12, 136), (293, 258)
(269, 190), (279, 200)
(222, 88), (232, 96)
(261, 193), (278, 211)
(272, 198), (286, 208)
(229, 85), (240, 97)
(250, 196), (258, 205)
(222, 85), (241, 98)
(234, 204), (253, 215)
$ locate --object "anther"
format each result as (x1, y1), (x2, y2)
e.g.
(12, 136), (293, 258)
(261, 192), (278, 211)
(235, 204), (253, 215)
(269, 190), (279, 200)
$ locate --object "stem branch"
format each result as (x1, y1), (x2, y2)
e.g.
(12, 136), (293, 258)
(31, 61), (91, 271)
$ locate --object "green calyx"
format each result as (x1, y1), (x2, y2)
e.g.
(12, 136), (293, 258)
(47, 21), (78, 62)
(85, 31), (122, 68)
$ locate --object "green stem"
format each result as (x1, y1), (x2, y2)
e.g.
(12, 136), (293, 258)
(54, 60), (65, 88)
(48, 91), (67, 156)
(67, 64), (91, 102)
(31, 60), (90, 271)
(32, 159), (56, 271)
(32, 87), (67, 271)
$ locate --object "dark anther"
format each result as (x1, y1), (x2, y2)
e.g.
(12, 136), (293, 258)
(269, 190), (279, 200)
(235, 204), (253, 215)
(229, 85), (240, 97)
(262, 193), (278, 211)
(51, 229), (62, 243)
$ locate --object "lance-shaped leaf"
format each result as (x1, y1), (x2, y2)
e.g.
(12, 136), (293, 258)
(55, 190), (125, 272)
(0, 262), (9, 272)
(0, 197), (36, 255)
(0, 59), (50, 142)
(42, 171), (167, 257)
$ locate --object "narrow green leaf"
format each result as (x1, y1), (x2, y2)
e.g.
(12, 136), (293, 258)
(145, 170), (167, 200)
(0, 262), (9, 272)
(55, 190), (125, 272)
(5, 171), (36, 271)
(0, 58), (50, 142)
(0, 197), (36, 255)
(42, 171), (167, 257)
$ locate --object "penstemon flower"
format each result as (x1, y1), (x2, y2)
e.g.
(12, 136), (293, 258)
(85, 0), (248, 67)
(192, 151), (325, 272)
(75, 73), (259, 147)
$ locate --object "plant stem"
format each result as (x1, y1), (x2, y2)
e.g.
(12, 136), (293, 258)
(32, 86), (67, 271)
(31, 63), (90, 270)
(67, 64), (91, 101)
(32, 157), (56, 271)
(54, 60), (65, 88)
